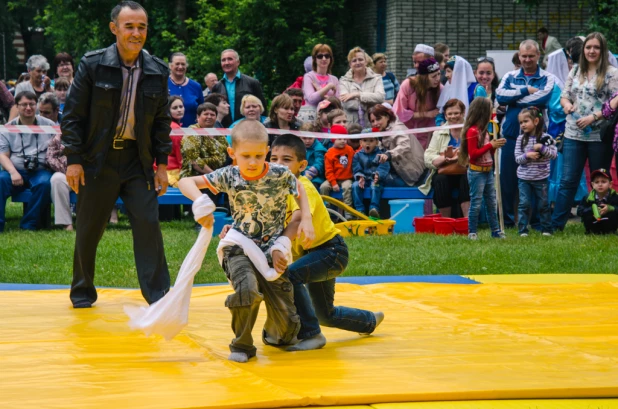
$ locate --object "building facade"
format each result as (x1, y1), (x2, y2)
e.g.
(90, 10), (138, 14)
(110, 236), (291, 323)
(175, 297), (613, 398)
(337, 0), (589, 80)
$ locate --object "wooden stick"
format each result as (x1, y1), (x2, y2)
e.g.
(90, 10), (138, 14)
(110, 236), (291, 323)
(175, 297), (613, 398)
(491, 120), (505, 232)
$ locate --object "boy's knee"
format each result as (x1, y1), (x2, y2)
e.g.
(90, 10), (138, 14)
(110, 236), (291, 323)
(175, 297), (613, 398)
(226, 277), (262, 308)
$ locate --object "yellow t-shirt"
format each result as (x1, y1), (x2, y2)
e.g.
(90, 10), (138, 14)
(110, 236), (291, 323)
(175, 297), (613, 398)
(286, 176), (340, 258)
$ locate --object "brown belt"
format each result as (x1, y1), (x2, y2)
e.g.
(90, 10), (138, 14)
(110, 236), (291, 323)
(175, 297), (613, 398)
(469, 164), (492, 172)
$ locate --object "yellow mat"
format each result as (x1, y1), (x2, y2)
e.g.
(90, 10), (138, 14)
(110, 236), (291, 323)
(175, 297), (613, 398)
(1, 282), (618, 409)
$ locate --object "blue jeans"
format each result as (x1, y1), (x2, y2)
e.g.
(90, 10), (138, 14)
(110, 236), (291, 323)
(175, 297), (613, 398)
(286, 235), (376, 339)
(0, 169), (53, 232)
(467, 169), (500, 234)
(352, 180), (382, 213)
(518, 179), (551, 234)
(551, 138), (613, 230)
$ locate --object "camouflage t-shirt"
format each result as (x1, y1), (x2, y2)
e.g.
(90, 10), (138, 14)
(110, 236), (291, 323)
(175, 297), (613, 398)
(180, 127), (229, 178)
(203, 163), (299, 253)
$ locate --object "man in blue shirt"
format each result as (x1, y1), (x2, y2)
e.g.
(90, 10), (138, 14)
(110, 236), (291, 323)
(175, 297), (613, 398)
(212, 49), (267, 127)
(496, 39), (555, 227)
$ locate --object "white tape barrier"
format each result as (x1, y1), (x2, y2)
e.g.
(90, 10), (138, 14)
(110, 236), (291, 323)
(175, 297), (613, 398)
(0, 123), (463, 140)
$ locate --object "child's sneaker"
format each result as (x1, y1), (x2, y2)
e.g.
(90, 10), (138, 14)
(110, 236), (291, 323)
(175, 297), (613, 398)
(468, 233), (478, 240)
(491, 231), (507, 239)
(368, 208), (380, 218)
(542, 232), (552, 237)
(519, 233), (528, 237)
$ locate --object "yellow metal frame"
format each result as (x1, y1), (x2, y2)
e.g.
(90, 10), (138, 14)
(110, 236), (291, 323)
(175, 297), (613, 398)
(321, 195), (395, 237)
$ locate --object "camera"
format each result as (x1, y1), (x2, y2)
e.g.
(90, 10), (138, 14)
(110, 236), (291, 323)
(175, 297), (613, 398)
(23, 155), (39, 171)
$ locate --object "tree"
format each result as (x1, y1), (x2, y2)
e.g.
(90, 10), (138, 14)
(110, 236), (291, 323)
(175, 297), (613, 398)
(180, 0), (347, 99)
(515, 0), (618, 51)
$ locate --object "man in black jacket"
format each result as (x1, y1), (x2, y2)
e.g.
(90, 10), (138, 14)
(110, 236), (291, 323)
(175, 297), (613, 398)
(211, 49), (267, 127)
(61, 1), (172, 308)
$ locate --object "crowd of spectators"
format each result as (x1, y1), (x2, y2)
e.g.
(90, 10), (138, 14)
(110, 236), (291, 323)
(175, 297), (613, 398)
(2, 27), (618, 236)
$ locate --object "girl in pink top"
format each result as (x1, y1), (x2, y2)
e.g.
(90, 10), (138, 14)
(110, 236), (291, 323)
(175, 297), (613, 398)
(303, 44), (340, 107)
(393, 58), (443, 149)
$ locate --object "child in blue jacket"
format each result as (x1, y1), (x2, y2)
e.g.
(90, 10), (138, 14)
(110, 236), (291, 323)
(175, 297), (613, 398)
(352, 135), (390, 217)
(300, 122), (327, 190)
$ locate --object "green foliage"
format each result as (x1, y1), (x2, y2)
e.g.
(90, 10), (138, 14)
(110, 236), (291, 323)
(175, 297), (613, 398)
(181, 0), (347, 99)
(587, 1), (618, 51)
(2, 0), (347, 98)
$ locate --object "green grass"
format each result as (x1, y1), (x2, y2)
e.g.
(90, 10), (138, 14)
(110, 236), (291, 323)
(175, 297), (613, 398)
(1, 201), (617, 288)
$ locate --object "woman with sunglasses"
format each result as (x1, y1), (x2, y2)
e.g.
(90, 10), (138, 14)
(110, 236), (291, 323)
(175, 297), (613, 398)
(303, 44), (340, 109)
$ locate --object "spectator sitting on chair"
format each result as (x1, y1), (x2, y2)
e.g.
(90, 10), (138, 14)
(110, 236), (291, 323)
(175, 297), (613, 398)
(204, 92), (230, 128)
(46, 132), (73, 231)
(38, 92), (60, 124)
(180, 102), (229, 179)
(226, 94), (267, 146)
(369, 104), (425, 186)
(285, 88), (304, 122)
(53, 77), (70, 118)
(299, 121), (327, 190)
(0, 91), (56, 232)
(420, 98), (470, 217)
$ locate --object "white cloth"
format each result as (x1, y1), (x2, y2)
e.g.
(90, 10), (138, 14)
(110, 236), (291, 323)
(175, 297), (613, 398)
(546, 49), (569, 89)
(216, 229), (292, 282)
(124, 194), (216, 341)
(437, 56), (476, 113)
(414, 44), (434, 56)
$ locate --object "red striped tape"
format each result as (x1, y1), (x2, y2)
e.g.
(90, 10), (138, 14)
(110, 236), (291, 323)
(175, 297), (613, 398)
(0, 123), (463, 139)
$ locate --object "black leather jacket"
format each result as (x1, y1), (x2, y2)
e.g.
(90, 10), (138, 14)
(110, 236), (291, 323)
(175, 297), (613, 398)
(61, 44), (172, 179)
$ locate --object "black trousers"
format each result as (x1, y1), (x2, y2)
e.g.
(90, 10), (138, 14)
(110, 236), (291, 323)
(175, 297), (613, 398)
(70, 146), (170, 305)
(432, 173), (470, 209)
(583, 212), (618, 235)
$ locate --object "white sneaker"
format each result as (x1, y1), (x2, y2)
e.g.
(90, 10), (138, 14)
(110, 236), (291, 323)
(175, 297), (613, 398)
(468, 233), (478, 240)
(542, 232), (552, 237)
(520, 233), (529, 237)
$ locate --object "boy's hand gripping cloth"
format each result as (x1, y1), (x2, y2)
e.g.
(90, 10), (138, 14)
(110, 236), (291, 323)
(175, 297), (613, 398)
(216, 230), (292, 282)
(124, 194), (216, 341)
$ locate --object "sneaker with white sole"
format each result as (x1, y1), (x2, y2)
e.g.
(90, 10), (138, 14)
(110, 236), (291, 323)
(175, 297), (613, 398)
(520, 233), (528, 237)
(542, 232), (552, 237)
(492, 231), (507, 239)
(468, 233), (478, 240)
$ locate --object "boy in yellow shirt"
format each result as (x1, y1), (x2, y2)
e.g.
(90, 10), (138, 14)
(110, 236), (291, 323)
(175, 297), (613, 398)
(271, 134), (384, 351)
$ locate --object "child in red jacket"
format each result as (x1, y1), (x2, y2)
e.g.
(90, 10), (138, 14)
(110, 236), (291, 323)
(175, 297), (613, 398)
(319, 125), (355, 209)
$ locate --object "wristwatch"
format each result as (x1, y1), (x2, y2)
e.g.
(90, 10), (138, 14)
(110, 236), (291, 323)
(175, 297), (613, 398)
(592, 112), (599, 121)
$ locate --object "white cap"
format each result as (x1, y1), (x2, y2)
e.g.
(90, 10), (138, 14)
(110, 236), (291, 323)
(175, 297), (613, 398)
(414, 44), (435, 56)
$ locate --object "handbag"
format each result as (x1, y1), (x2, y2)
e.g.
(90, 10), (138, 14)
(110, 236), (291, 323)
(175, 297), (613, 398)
(437, 148), (466, 175)
(437, 162), (467, 175)
(600, 110), (618, 148)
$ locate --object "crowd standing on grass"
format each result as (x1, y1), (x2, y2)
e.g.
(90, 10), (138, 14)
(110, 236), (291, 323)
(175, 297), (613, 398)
(2, 0), (618, 363)
(1, 2), (618, 241)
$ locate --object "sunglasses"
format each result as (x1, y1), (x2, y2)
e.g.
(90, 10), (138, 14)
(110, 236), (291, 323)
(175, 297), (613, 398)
(316, 53), (331, 60)
(477, 56), (495, 63)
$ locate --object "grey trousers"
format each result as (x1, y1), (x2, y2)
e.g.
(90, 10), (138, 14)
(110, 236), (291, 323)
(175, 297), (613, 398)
(320, 179), (353, 207)
(222, 245), (300, 358)
(50, 172), (72, 226)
